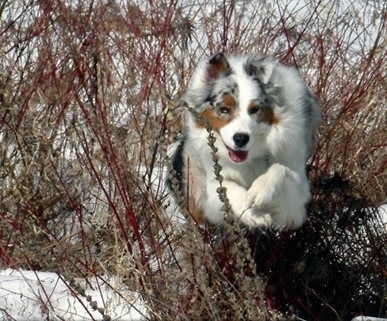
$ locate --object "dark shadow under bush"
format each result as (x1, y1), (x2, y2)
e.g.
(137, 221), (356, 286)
(246, 172), (386, 321)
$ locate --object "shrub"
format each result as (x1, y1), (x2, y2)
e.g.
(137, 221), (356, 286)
(0, 0), (385, 320)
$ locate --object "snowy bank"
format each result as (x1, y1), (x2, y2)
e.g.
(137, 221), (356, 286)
(0, 269), (147, 321)
(378, 204), (387, 231)
(352, 317), (387, 321)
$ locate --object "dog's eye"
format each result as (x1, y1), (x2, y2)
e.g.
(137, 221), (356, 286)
(219, 106), (231, 115)
(249, 105), (260, 115)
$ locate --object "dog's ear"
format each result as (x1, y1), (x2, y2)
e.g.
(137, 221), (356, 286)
(244, 56), (276, 84)
(183, 53), (230, 108)
(206, 53), (230, 80)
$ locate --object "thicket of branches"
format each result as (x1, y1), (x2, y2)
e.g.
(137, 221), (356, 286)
(0, 0), (386, 320)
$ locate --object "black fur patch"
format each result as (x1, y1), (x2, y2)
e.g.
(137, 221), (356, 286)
(166, 138), (186, 199)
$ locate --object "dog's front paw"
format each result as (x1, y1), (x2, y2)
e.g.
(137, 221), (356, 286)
(245, 164), (307, 228)
(238, 208), (273, 228)
(246, 165), (283, 211)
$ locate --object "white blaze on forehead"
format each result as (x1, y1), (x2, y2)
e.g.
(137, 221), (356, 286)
(237, 74), (261, 111)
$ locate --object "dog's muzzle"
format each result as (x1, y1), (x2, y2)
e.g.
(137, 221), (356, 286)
(227, 133), (249, 162)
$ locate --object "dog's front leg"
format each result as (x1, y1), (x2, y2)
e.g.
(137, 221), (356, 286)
(204, 180), (273, 227)
(246, 163), (310, 228)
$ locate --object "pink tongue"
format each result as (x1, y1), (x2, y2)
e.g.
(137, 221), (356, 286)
(228, 149), (248, 162)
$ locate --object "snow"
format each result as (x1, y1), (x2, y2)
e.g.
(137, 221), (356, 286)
(352, 317), (387, 321)
(378, 204), (387, 231)
(0, 269), (147, 321)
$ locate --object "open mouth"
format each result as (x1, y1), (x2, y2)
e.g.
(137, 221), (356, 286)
(228, 148), (248, 163)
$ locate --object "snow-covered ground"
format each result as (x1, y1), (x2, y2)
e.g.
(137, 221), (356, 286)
(1, 266), (386, 321)
(378, 204), (387, 231)
(352, 316), (387, 321)
(0, 269), (147, 321)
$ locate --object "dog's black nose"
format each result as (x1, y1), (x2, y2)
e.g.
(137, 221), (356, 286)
(233, 133), (249, 148)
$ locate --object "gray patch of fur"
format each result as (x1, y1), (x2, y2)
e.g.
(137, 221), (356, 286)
(210, 78), (239, 104)
(186, 70), (239, 111)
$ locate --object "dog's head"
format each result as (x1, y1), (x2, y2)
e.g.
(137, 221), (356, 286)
(184, 53), (289, 163)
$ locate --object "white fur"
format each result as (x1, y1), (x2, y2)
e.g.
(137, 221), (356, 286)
(173, 53), (320, 228)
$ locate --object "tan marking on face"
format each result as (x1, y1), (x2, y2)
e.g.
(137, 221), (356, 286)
(195, 95), (236, 130)
(222, 94), (237, 109)
(261, 109), (279, 125)
(248, 100), (279, 125)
